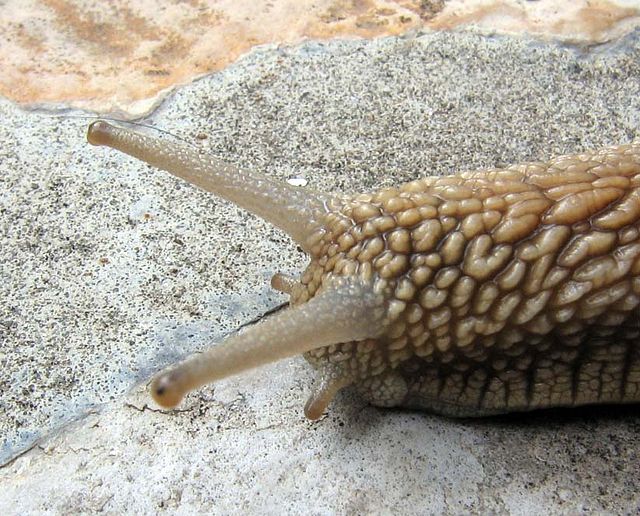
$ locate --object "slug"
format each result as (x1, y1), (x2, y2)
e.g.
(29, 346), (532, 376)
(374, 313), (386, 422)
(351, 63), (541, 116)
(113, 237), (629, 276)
(87, 121), (640, 419)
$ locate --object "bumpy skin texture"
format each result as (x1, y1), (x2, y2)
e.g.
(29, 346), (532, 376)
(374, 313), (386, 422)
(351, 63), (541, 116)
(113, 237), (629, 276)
(88, 121), (640, 418)
(296, 142), (640, 415)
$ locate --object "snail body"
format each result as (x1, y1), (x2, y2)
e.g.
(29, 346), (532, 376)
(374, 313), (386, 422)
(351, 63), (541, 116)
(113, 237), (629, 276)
(88, 121), (640, 419)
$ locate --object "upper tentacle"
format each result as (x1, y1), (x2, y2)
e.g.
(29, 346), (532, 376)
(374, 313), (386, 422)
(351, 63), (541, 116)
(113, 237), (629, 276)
(87, 121), (330, 250)
(149, 277), (387, 408)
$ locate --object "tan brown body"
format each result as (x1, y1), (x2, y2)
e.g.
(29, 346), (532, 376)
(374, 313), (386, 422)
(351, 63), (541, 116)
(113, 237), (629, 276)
(88, 121), (640, 419)
(298, 144), (640, 415)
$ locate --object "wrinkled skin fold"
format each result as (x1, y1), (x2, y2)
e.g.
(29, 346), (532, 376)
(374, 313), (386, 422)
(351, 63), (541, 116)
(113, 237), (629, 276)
(88, 120), (640, 419)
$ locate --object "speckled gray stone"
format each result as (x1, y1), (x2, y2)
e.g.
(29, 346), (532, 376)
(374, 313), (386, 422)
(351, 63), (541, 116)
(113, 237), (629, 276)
(1, 29), (639, 513)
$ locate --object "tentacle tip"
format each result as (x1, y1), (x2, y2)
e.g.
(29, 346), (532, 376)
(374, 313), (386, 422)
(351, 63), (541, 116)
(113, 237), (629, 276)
(87, 120), (115, 146)
(150, 372), (185, 409)
(270, 272), (295, 294)
(303, 395), (327, 421)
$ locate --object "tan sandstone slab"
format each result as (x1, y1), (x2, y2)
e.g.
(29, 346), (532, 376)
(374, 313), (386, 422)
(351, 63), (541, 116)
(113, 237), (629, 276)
(1, 0), (639, 116)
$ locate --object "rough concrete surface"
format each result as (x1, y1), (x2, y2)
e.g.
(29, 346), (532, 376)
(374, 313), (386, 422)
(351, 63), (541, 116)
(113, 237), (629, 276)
(1, 29), (640, 513)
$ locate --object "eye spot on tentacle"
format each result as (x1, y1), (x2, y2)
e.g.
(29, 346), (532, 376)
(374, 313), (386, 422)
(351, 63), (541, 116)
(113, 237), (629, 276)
(150, 372), (185, 408)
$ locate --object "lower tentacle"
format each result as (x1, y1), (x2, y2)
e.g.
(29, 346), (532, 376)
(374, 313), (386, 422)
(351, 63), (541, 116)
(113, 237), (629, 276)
(304, 367), (353, 420)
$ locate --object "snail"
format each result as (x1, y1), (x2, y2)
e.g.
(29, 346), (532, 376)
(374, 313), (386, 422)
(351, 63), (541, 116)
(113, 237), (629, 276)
(88, 120), (640, 419)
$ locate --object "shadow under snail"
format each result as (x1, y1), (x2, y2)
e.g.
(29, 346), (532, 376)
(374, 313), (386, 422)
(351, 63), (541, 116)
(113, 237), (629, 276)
(88, 121), (640, 419)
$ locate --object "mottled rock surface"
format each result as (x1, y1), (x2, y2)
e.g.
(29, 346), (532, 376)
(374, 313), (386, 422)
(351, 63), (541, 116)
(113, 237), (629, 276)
(1, 0), (638, 115)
